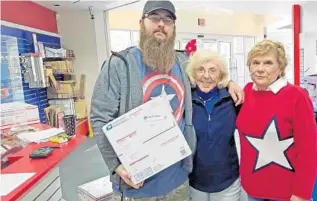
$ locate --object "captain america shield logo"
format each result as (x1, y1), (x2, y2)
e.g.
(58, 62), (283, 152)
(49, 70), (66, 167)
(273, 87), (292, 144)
(142, 72), (185, 123)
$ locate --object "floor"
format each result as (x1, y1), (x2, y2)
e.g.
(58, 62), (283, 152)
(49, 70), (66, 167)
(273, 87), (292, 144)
(59, 133), (248, 201)
(59, 137), (109, 201)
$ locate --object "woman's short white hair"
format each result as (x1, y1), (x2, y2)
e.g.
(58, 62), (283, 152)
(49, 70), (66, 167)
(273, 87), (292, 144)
(185, 50), (229, 88)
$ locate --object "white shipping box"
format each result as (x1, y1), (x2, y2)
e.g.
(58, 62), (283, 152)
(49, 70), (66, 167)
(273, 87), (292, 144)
(77, 176), (113, 201)
(102, 97), (192, 184)
(0, 102), (40, 129)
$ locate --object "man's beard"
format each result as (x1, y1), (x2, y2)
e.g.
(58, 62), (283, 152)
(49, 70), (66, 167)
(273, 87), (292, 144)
(139, 25), (176, 73)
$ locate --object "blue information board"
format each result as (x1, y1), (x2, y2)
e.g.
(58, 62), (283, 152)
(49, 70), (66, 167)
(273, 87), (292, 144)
(1, 25), (61, 123)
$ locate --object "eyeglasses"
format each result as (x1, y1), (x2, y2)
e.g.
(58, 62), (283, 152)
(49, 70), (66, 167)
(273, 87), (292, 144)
(144, 14), (174, 25)
(195, 67), (217, 76)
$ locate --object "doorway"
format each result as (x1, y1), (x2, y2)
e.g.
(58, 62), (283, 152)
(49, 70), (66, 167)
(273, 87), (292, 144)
(176, 33), (256, 87)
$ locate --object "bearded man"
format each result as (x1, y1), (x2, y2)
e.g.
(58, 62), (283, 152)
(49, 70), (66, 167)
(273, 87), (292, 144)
(90, 1), (243, 201)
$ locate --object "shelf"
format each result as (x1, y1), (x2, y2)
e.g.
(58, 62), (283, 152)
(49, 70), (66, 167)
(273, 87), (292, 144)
(53, 71), (75, 75)
(47, 94), (81, 99)
(43, 57), (75, 62)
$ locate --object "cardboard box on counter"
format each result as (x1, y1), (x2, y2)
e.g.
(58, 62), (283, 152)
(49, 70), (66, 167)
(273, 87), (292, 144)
(0, 102), (40, 129)
(77, 176), (113, 201)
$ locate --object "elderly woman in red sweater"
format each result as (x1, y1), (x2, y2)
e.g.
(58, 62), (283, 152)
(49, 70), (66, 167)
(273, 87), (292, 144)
(236, 40), (317, 201)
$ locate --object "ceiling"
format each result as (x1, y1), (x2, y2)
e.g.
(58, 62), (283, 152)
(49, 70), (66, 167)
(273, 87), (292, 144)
(36, 0), (317, 31)
(35, 0), (140, 11)
(36, 0), (305, 17)
(119, 0), (302, 16)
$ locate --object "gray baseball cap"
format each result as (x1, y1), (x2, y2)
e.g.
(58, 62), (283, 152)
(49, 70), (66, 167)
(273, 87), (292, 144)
(142, 0), (176, 20)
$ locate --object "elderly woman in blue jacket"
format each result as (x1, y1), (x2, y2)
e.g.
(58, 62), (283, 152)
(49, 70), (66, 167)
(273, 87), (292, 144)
(186, 50), (241, 201)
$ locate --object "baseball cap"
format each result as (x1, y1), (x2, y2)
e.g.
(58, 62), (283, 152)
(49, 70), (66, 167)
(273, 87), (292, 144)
(142, 0), (176, 20)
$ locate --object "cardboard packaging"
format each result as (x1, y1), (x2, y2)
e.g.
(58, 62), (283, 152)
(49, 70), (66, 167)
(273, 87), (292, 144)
(77, 176), (113, 201)
(0, 102), (40, 129)
(46, 74), (85, 99)
(57, 80), (76, 94)
(75, 100), (87, 119)
(44, 60), (73, 73)
(47, 81), (78, 99)
(44, 105), (65, 128)
(102, 97), (192, 184)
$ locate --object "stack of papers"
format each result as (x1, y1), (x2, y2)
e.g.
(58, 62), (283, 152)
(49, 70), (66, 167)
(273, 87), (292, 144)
(1, 132), (25, 160)
(77, 176), (113, 200)
(17, 128), (64, 143)
(0, 173), (35, 196)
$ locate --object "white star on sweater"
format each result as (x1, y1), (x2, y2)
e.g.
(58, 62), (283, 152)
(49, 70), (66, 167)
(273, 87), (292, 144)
(245, 117), (294, 172)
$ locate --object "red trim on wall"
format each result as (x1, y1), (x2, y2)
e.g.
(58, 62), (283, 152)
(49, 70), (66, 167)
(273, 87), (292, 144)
(1, 1), (58, 34)
(75, 119), (89, 136)
(292, 4), (301, 86)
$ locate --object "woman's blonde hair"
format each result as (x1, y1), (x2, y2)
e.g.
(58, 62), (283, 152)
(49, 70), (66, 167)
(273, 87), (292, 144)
(186, 50), (229, 88)
(247, 40), (288, 76)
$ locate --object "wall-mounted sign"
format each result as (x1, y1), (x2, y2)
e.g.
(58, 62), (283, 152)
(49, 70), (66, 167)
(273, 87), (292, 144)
(197, 34), (204, 38)
(198, 18), (205, 26)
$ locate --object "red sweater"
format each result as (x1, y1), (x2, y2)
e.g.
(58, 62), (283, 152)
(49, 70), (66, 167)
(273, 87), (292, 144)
(236, 83), (317, 200)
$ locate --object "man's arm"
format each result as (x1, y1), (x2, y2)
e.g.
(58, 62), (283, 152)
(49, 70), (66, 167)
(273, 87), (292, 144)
(91, 56), (146, 189)
(90, 56), (121, 175)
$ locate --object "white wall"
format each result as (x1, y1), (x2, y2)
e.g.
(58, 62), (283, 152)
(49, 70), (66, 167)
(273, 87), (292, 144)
(267, 31), (294, 84)
(108, 9), (274, 38)
(301, 33), (317, 76)
(57, 10), (109, 111)
(94, 11), (110, 69)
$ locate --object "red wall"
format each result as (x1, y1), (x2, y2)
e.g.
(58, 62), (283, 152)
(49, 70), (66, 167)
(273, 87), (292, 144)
(292, 4), (301, 86)
(1, 1), (58, 33)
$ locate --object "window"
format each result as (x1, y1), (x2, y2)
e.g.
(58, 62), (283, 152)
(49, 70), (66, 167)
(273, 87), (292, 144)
(110, 30), (131, 52)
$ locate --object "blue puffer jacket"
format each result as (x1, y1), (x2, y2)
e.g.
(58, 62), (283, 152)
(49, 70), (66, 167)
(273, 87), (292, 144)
(189, 87), (239, 193)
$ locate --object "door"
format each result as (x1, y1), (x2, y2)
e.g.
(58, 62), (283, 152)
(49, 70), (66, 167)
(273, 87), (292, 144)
(202, 39), (217, 52)
(218, 41), (234, 81)
(201, 37), (233, 81)
(176, 33), (234, 80)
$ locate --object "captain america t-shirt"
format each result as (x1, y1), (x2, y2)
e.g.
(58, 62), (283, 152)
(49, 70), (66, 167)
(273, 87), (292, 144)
(135, 48), (185, 130)
(112, 47), (187, 198)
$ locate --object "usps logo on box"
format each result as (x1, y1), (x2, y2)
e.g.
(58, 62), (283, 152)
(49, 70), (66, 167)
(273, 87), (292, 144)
(105, 124), (112, 131)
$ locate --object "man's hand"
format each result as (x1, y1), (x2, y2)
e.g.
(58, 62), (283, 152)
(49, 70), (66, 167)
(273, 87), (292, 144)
(290, 195), (308, 201)
(115, 165), (144, 189)
(228, 81), (244, 106)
